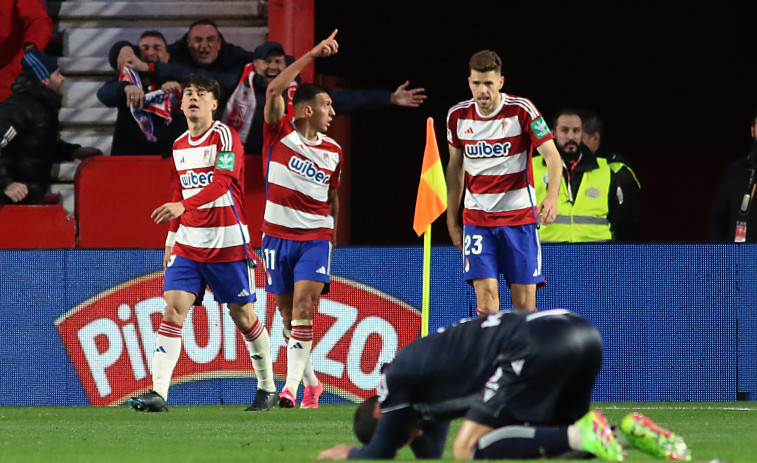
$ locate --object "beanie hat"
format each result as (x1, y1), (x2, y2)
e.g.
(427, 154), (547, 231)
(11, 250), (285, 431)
(21, 49), (59, 82)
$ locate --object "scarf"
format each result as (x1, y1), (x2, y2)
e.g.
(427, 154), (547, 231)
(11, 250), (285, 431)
(119, 67), (181, 142)
(223, 63), (298, 144)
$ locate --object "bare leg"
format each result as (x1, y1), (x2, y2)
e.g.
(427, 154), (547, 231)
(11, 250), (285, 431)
(510, 283), (536, 312)
(472, 278), (499, 315)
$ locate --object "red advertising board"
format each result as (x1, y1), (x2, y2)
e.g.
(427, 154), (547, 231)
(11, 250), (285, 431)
(75, 156), (266, 248)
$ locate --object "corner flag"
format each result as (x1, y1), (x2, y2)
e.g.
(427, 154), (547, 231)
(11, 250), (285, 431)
(413, 118), (447, 236)
(413, 118), (447, 337)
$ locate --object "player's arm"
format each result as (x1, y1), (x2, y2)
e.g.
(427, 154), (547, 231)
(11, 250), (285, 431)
(264, 29), (339, 126)
(154, 129), (243, 223)
(446, 144), (465, 253)
(178, 172), (233, 212)
(151, 164), (234, 224)
(453, 419), (493, 460)
(156, 171), (182, 268)
(535, 139), (561, 225)
(319, 408), (417, 460)
(328, 186), (339, 244)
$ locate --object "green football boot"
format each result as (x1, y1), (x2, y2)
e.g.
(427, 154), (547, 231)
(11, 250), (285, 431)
(620, 412), (692, 461)
(575, 410), (626, 461)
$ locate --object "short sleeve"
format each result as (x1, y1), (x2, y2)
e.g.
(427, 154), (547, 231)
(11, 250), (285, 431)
(522, 101), (553, 148)
(446, 107), (462, 149)
(214, 124), (244, 180)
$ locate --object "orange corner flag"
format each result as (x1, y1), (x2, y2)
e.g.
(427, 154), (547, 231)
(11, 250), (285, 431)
(413, 118), (447, 236)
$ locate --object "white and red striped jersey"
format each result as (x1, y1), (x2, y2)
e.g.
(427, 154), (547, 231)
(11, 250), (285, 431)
(446, 93), (554, 227)
(262, 117), (342, 241)
(167, 120), (252, 262)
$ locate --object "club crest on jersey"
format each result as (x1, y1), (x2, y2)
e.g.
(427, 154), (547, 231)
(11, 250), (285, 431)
(180, 170), (214, 188)
(465, 141), (511, 158)
(288, 157), (331, 184)
(530, 117), (551, 139)
(216, 152), (235, 171)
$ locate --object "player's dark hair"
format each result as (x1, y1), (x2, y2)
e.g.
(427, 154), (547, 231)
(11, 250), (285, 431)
(185, 18), (224, 42)
(139, 30), (167, 45)
(292, 83), (328, 106)
(552, 108), (582, 131)
(353, 396), (380, 445)
(469, 50), (502, 74)
(579, 109), (604, 136)
(181, 73), (221, 102)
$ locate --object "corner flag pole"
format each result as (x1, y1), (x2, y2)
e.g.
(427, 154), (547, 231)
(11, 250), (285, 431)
(413, 117), (447, 337)
(421, 224), (432, 337)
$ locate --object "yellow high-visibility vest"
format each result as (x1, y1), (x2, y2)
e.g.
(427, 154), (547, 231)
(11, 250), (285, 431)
(532, 155), (614, 242)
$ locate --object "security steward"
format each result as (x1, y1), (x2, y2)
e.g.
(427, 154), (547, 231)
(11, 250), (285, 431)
(532, 109), (641, 242)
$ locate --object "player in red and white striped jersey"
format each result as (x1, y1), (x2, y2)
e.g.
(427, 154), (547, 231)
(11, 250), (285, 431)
(128, 73), (278, 413)
(261, 30), (341, 409)
(445, 50), (562, 315)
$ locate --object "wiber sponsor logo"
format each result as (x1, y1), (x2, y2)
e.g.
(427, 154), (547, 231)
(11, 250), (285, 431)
(55, 255), (420, 406)
(288, 157), (331, 184)
(464, 140), (512, 158)
(179, 170), (214, 188)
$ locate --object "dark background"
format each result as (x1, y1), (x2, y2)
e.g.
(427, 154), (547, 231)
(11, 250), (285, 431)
(313, 1), (757, 245)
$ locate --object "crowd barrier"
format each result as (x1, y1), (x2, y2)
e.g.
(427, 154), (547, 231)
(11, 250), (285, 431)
(0, 156), (268, 249)
(0, 205), (75, 248)
(0, 244), (754, 406)
(75, 155), (267, 248)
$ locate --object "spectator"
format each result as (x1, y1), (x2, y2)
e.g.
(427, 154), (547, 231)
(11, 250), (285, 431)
(0, 50), (100, 205)
(108, 19), (255, 114)
(531, 109), (641, 242)
(97, 30), (187, 157)
(0, 0), (52, 102)
(223, 40), (427, 154)
(579, 109), (641, 182)
(709, 110), (757, 242)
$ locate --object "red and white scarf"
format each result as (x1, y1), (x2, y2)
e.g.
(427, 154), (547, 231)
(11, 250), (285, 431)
(222, 62), (298, 145)
(119, 67), (181, 142)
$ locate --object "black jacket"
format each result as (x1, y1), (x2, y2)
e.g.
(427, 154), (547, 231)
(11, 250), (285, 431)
(244, 73), (395, 155)
(710, 149), (757, 242)
(0, 76), (79, 204)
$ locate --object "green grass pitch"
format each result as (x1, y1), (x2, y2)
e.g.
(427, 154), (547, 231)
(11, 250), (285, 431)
(0, 402), (753, 462)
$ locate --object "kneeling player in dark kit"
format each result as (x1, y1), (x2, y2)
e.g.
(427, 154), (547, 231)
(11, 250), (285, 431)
(318, 309), (691, 461)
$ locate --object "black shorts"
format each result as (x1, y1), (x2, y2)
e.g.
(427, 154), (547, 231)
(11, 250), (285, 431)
(465, 310), (603, 428)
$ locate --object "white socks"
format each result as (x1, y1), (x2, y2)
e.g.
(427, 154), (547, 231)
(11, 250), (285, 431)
(151, 321), (182, 400)
(283, 319), (313, 395)
(241, 319), (276, 392)
(283, 326), (319, 387)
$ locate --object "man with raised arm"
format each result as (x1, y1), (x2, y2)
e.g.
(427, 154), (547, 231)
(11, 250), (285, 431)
(261, 31), (342, 409)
